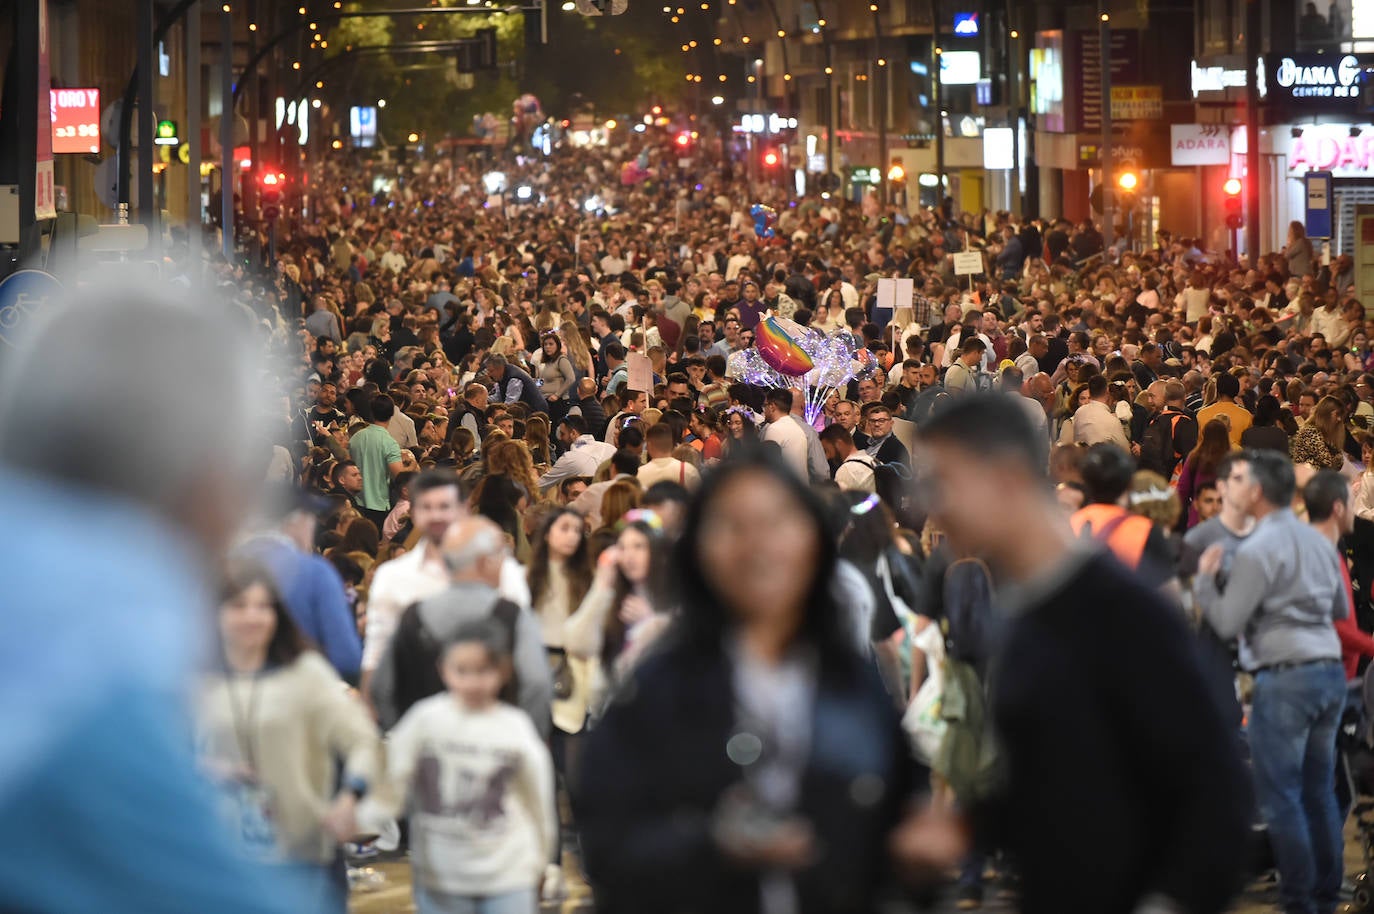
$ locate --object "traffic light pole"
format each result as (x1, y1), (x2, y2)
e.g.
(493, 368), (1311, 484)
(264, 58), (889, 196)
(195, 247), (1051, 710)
(932, 0), (946, 213)
(186, 0), (201, 278)
(220, 6), (234, 262)
(1098, 5), (1113, 255)
(1244, 0), (1261, 262)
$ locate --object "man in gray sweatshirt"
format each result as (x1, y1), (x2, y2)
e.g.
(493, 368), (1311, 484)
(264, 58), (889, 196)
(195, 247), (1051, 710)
(1195, 449), (1348, 914)
(371, 517), (553, 735)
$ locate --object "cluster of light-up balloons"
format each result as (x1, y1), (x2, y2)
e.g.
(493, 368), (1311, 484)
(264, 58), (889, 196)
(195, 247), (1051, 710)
(727, 315), (879, 422)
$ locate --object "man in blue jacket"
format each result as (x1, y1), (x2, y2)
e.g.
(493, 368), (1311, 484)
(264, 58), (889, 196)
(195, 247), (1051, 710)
(238, 488), (362, 683)
(0, 283), (310, 913)
(484, 352), (549, 413)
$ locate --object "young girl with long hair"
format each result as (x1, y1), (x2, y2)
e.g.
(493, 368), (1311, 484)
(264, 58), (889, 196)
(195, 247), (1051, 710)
(528, 509), (596, 744)
(380, 620), (556, 914)
(198, 563), (380, 912)
(1177, 419), (1232, 528)
(565, 511), (671, 715)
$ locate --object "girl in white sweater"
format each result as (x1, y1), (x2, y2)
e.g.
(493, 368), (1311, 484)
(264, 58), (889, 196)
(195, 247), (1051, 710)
(198, 563), (381, 913)
(383, 619), (557, 914)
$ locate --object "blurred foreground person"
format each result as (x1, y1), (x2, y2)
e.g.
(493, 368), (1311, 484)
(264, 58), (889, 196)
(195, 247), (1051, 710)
(0, 287), (311, 911)
(575, 448), (962, 914)
(198, 564), (381, 911)
(916, 394), (1251, 914)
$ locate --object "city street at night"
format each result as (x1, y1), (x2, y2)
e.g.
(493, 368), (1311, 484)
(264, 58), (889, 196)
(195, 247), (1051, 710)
(1, 1), (1374, 913)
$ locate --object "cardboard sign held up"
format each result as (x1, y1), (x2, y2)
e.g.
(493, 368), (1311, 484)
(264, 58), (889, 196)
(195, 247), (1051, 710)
(953, 251), (984, 276)
(874, 278), (896, 312)
(626, 352), (653, 393)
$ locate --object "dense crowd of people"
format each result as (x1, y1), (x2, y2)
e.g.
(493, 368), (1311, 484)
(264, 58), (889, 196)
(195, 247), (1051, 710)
(4, 127), (1374, 914)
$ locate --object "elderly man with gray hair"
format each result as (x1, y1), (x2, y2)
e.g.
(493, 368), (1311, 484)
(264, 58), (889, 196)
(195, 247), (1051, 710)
(0, 279), (313, 911)
(370, 516), (553, 734)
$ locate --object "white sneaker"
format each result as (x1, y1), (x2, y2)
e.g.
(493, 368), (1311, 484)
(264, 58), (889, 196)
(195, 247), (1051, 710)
(541, 863), (566, 903)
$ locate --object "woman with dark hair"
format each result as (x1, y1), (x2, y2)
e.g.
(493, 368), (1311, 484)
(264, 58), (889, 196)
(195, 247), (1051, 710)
(721, 406), (760, 457)
(531, 331), (576, 423)
(1239, 395), (1290, 454)
(528, 507), (597, 780)
(472, 473), (532, 562)
(1177, 419), (1232, 528)
(833, 488), (919, 652)
(197, 563), (380, 913)
(566, 510), (670, 713)
(334, 515), (380, 560)
(575, 451), (954, 914)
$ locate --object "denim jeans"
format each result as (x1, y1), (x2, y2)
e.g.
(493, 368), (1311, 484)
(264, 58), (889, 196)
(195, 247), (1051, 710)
(1249, 660), (1346, 914)
(413, 884), (537, 914)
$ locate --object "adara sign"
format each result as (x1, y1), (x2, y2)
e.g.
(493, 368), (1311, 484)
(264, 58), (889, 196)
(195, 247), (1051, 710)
(1284, 126), (1374, 175)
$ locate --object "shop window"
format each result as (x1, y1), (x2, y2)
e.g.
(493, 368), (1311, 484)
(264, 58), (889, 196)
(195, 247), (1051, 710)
(1296, 0), (1370, 49)
(1199, 0), (1244, 55)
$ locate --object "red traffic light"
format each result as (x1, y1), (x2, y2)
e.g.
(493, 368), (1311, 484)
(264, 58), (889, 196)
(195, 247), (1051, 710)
(762, 149), (780, 167)
(676, 132), (691, 147)
(260, 170), (284, 206)
(1223, 178), (1243, 229)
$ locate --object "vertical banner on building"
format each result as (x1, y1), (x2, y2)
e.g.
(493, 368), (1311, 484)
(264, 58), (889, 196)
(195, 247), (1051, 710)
(1304, 171), (1333, 239)
(34, 0), (56, 220)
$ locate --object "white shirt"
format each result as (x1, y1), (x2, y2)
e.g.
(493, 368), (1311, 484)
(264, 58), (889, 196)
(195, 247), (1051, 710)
(764, 415), (809, 479)
(834, 453), (877, 493)
(387, 411), (418, 450)
(1071, 399), (1131, 450)
(384, 697), (555, 896)
(569, 473), (636, 530)
(362, 543), (531, 673)
(537, 436), (615, 492)
(839, 281), (859, 310)
(637, 456), (701, 491)
(380, 250), (407, 274)
(725, 253), (754, 282)
(1014, 392), (1050, 438)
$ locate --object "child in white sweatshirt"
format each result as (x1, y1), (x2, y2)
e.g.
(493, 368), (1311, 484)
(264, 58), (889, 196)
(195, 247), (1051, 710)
(383, 619), (556, 914)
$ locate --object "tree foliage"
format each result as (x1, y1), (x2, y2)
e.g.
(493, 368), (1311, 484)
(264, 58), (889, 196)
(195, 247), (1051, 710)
(320, 1), (686, 141)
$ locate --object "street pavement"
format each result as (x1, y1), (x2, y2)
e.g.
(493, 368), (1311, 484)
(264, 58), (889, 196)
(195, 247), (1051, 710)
(347, 851), (1364, 914)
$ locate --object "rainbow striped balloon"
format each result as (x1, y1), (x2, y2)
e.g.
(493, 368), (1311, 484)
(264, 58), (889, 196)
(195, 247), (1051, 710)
(755, 315), (815, 377)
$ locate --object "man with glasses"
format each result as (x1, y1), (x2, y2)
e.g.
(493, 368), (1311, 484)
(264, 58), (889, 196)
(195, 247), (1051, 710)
(714, 317), (744, 356)
(1196, 450), (1349, 914)
(855, 403), (910, 468)
(1354, 373), (1374, 419)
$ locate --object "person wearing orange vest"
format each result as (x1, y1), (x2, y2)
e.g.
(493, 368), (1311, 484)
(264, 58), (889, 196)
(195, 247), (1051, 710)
(1069, 444), (1177, 588)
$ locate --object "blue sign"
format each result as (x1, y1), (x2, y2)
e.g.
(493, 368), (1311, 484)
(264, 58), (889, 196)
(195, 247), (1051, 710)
(349, 106), (377, 148)
(1305, 170), (1333, 239)
(0, 270), (63, 349)
(952, 12), (979, 36)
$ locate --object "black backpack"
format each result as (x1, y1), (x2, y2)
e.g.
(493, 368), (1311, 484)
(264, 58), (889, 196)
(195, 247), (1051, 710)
(873, 460), (921, 529)
(1139, 409), (1192, 480)
(387, 597), (521, 726)
(942, 557), (997, 674)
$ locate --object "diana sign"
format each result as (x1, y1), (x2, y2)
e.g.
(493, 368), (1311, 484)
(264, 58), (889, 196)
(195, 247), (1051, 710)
(1265, 53), (1373, 109)
(1275, 55), (1363, 97)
